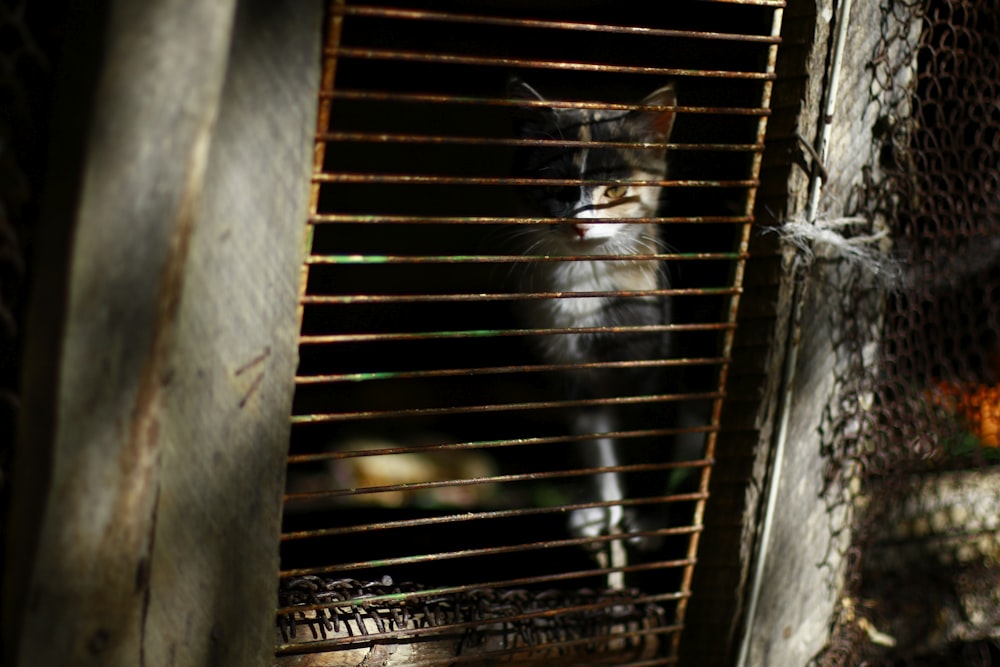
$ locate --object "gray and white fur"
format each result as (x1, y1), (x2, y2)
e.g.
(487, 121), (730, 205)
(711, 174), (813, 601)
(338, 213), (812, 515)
(509, 78), (679, 550)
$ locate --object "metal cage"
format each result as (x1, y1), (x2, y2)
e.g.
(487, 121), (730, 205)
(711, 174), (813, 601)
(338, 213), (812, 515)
(276, 2), (783, 664)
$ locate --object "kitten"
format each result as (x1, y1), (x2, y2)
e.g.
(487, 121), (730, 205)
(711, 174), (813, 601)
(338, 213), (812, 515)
(508, 78), (678, 551)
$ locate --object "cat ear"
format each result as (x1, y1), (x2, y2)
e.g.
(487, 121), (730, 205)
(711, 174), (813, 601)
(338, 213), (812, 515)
(637, 84), (677, 142)
(507, 76), (556, 136)
(507, 76), (547, 103)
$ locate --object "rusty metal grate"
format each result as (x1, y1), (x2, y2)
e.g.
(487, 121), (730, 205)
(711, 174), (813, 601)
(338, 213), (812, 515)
(277, 2), (783, 664)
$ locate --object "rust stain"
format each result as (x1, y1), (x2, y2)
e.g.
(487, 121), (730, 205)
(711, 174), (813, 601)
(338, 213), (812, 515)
(239, 371), (265, 410)
(234, 346), (271, 377)
(338, 5), (781, 44)
(330, 46), (776, 80)
(234, 348), (270, 409)
(110, 107), (214, 664)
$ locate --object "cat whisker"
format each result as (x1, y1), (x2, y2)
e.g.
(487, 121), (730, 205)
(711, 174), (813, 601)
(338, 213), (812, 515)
(641, 230), (670, 253)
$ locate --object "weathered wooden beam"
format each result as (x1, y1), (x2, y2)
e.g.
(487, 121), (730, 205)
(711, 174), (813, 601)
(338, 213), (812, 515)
(734, 0), (917, 665)
(3, 1), (321, 665)
(678, 0), (818, 662)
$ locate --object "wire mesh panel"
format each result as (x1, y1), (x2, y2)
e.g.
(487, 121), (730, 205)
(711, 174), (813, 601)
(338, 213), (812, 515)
(278, 1), (782, 664)
(813, 0), (1000, 664)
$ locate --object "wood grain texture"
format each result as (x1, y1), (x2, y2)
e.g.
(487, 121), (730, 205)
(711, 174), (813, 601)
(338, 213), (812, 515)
(678, 1), (820, 662)
(737, 1), (909, 665)
(3, 1), (321, 665)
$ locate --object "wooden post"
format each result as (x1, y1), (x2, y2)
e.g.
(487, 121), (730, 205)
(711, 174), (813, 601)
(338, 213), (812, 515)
(734, 1), (917, 665)
(3, 1), (322, 665)
(684, 0), (923, 664)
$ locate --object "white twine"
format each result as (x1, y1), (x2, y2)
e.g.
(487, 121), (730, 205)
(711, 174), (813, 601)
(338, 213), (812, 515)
(769, 215), (903, 287)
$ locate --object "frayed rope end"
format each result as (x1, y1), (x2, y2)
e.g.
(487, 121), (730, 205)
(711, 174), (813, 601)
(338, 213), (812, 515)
(766, 215), (903, 288)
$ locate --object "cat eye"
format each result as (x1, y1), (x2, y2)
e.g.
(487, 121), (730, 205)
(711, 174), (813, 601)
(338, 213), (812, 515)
(604, 185), (629, 200)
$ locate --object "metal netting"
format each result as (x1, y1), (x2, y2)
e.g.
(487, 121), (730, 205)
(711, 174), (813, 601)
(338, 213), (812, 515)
(278, 575), (670, 662)
(816, 0), (1000, 663)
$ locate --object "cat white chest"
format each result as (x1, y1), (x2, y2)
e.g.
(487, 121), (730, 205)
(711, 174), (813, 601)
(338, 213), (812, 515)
(526, 258), (660, 365)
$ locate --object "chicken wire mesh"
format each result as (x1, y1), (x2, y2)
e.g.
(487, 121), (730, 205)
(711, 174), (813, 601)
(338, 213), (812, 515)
(814, 0), (1000, 663)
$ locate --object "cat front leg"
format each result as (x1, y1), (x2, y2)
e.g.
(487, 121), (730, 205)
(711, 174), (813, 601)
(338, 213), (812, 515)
(568, 406), (633, 547)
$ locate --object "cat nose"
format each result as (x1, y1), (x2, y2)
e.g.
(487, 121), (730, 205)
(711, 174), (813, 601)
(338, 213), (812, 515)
(571, 223), (588, 239)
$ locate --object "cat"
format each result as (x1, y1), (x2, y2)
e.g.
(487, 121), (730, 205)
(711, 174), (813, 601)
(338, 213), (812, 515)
(508, 77), (683, 553)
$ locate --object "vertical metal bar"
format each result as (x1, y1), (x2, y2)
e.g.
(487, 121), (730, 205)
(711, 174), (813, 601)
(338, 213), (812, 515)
(298, 0), (345, 325)
(674, 5), (785, 658)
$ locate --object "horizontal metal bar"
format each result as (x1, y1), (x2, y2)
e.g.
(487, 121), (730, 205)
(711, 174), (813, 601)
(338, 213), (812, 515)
(313, 173), (757, 188)
(287, 525), (702, 576)
(329, 46), (777, 80)
(294, 358), (724, 385)
(288, 427), (716, 464)
(277, 585), (688, 625)
(277, 585), (686, 626)
(304, 252), (745, 265)
(325, 89), (770, 115)
(290, 390), (722, 423)
(708, 0), (784, 5)
(278, 579), (685, 614)
(283, 491), (709, 540)
(286, 455), (712, 498)
(318, 130), (765, 151)
(327, 522), (700, 569)
(280, 500), (703, 552)
(308, 213), (752, 225)
(300, 287), (739, 305)
(339, 5), (782, 44)
(280, 555), (696, 594)
(297, 321), (735, 345)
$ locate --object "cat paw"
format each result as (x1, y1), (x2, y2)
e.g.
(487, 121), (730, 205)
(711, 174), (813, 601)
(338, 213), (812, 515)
(568, 506), (663, 552)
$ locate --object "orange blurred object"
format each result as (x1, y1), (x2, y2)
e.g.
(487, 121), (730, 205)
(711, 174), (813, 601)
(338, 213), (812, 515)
(931, 380), (1000, 448)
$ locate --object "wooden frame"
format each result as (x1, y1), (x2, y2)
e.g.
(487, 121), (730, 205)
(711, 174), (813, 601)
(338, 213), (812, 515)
(3, 1), (322, 665)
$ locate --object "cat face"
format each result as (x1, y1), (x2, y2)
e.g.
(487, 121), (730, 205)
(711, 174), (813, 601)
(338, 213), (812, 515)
(510, 79), (676, 252)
